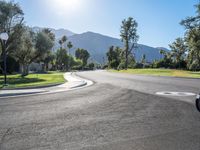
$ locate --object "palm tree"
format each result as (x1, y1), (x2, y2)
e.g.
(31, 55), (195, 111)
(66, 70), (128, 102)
(59, 35), (67, 49)
(67, 41), (73, 71)
(67, 41), (73, 55)
(62, 35), (67, 44)
(59, 40), (63, 49)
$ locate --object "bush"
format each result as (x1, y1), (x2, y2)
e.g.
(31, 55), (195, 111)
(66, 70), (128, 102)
(102, 64), (108, 69)
(71, 59), (83, 70)
(88, 63), (95, 70)
(133, 63), (143, 68)
(0, 56), (20, 74)
(174, 60), (187, 69)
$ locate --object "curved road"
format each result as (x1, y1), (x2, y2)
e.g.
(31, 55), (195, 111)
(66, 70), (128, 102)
(0, 70), (200, 150)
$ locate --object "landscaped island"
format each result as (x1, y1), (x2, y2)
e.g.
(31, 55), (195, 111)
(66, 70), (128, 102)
(0, 72), (65, 89)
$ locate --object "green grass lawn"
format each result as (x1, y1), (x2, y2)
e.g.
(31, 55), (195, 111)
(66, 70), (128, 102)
(0, 72), (65, 89)
(110, 69), (200, 78)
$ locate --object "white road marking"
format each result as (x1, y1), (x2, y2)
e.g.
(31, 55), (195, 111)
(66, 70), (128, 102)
(156, 91), (196, 97)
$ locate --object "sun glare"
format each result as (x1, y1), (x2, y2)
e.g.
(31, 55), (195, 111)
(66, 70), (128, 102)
(47, 0), (82, 15)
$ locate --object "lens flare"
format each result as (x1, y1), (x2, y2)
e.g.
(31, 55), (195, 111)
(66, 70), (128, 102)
(47, 0), (82, 15)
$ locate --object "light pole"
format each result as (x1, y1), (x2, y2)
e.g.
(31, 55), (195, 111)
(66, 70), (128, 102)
(0, 32), (9, 86)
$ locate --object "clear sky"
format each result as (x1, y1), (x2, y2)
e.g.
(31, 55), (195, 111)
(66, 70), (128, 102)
(13, 0), (198, 48)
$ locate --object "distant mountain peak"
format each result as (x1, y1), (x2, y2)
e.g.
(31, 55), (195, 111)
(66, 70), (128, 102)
(156, 47), (170, 52)
(80, 31), (119, 39)
(31, 26), (75, 38)
(81, 31), (107, 37)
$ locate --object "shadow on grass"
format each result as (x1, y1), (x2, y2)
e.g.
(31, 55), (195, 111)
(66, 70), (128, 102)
(0, 77), (45, 85)
(34, 71), (63, 74)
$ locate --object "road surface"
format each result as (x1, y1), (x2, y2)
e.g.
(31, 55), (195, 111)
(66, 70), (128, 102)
(0, 70), (200, 150)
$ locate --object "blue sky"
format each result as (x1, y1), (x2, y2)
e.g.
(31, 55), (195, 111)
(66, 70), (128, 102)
(14, 0), (198, 48)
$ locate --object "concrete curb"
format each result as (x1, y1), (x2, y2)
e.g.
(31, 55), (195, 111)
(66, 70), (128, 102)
(0, 83), (64, 90)
(70, 81), (87, 89)
(0, 72), (93, 98)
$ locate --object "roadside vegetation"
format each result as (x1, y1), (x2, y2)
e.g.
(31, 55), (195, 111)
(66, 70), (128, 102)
(106, 3), (200, 75)
(0, 1), (94, 77)
(111, 69), (200, 78)
(0, 72), (65, 89)
(0, 1), (95, 88)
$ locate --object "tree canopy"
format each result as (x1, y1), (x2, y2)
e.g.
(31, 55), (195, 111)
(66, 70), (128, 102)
(75, 48), (90, 67)
(120, 17), (139, 69)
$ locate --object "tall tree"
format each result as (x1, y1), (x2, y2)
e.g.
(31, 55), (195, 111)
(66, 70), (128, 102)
(43, 51), (55, 71)
(62, 35), (67, 43)
(42, 28), (55, 41)
(181, 3), (200, 70)
(158, 50), (174, 68)
(75, 48), (90, 68)
(13, 27), (35, 76)
(0, 1), (24, 35)
(106, 46), (122, 69)
(67, 41), (73, 70)
(159, 49), (166, 55)
(185, 28), (200, 70)
(169, 38), (187, 69)
(120, 17), (139, 69)
(57, 35), (69, 70)
(59, 35), (67, 49)
(67, 41), (73, 55)
(0, 1), (24, 78)
(59, 40), (62, 49)
(40, 28), (55, 71)
(35, 30), (55, 62)
(159, 49), (170, 61)
(56, 48), (68, 71)
(0, 1), (24, 53)
(180, 3), (200, 30)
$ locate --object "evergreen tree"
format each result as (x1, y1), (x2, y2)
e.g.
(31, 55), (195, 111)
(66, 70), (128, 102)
(120, 17), (139, 69)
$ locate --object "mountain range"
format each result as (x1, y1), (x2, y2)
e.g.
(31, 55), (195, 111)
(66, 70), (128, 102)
(32, 27), (168, 64)
(32, 26), (75, 38)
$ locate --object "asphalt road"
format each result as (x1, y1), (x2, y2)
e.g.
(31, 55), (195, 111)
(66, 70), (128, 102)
(0, 70), (200, 150)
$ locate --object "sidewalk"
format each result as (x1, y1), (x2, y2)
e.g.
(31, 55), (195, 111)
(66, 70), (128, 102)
(0, 72), (93, 98)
